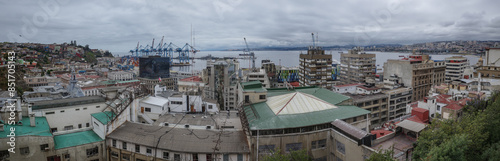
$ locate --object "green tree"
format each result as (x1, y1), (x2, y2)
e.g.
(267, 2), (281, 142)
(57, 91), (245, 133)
(413, 92), (500, 161)
(367, 147), (395, 161)
(263, 149), (313, 161)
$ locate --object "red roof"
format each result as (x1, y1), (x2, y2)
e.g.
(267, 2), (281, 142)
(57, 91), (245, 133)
(407, 115), (427, 124)
(370, 130), (393, 139)
(435, 94), (453, 104)
(444, 103), (463, 110)
(334, 83), (365, 88)
(179, 76), (202, 82)
(412, 107), (428, 113)
(290, 82), (300, 87)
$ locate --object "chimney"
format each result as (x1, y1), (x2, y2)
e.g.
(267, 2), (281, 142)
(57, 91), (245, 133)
(29, 113), (35, 127)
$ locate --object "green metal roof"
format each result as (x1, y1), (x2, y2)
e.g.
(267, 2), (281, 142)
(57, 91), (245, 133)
(91, 111), (116, 125)
(54, 130), (103, 149)
(243, 87), (370, 130)
(0, 117), (52, 138)
(118, 80), (140, 84)
(241, 81), (267, 92)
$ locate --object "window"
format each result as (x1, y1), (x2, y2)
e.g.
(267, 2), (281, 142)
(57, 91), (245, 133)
(223, 154), (229, 161)
(83, 107), (87, 110)
(285, 143), (302, 152)
(135, 145), (140, 153)
(208, 105), (213, 109)
(311, 140), (317, 149)
(60, 110), (65, 113)
(64, 125), (73, 130)
(206, 154), (213, 161)
(237, 154), (243, 161)
(78, 124), (82, 128)
(122, 142), (127, 150)
(86, 123), (90, 127)
(193, 154), (199, 161)
(111, 151), (118, 158)
(245, 95), (250, 103)
(437, 105), (441, 111)
(51, 128), (57, 133)
(336, 140), (345, 154)
(64, 154), (70, 159)
(146, 148), (152, 155)
(86, 147), (99, 157)
(40, 144), (49, 150)
(145, 108), (151, 112)
(353, 117), (357, 122)
(122, 154), (130, 161)
(96, 106), (100, 108)
(317, 139), (326, 148)
(112, 139), (116, 147)
(259, 95), (266, 99)
(76, 108), (80, 111)
(20, 147), (29, 155)
(163, 152), (169, 159)
(45, 111), (55, 115)
(258, 145), (276, 153)
(174, 154), (181, 161)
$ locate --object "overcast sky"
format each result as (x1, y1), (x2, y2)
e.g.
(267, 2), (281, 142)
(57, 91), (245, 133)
(1, 0), (500, 52)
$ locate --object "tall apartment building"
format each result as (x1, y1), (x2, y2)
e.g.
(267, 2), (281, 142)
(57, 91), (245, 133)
(203, 59), (240, 110)
(384, 87), (413, 120)
(339, 47), (376, 84)
(445, 56), (469, 82)
(383, 55), (445, 102)
(299, 46), (334, 89)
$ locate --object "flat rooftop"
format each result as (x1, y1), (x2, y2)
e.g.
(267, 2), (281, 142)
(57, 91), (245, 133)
(54, 130), (103, 149)
(153, 111), (242, 130)
(344, 93), (387, 103)
(31, 96), (105, 110)
(0, 117), (52, 138)
(108, 122), (249, 154)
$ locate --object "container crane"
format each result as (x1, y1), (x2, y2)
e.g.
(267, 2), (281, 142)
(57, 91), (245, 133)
(239, 37), (256, 70)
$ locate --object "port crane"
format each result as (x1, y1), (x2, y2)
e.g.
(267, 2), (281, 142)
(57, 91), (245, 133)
(239, 37), (256, 70)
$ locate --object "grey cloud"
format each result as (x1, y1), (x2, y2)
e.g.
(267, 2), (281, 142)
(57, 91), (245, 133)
(1, 0), (499, 52)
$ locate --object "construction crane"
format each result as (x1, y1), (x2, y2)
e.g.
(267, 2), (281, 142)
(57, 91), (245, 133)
(239, 37), (256, 70)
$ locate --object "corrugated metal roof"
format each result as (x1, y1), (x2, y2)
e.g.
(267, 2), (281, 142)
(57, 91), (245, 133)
(396, 120), (426, 132)
(91, 111), (116, 125)
(107, 122), (250, 153)
(267, 92), (338, 115)
(332, 119), (369, 140)
(244, 87), (370, 130)
(140, 96), (169, 107)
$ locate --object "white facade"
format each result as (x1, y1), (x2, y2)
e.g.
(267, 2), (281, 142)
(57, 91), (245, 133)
(486, 48), (500, 66)
(108, 71), (134, 81)
(333, 83), (365, 94)
(31, 101), (106, 133)
(245, 70), (271, 88)
(138, 96), (169, 121)
(167, 95), (219, 113)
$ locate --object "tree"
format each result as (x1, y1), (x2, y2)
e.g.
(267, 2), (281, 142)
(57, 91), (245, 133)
(367, 147), (395, 161)
(263, 149), (313, 161)
(413, 92), (500, 161)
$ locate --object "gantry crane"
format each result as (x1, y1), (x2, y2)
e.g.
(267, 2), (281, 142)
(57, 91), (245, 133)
(239, 37), (256, 70)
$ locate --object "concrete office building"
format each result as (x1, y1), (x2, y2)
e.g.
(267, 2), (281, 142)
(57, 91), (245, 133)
(445, 56), (469, 82)
(339, 47), (376, 84)
(240, 86), (371, 160)
(383, 55), (445, 102)
(299, 46), (334, 89)
(384, 87), (413, 120)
